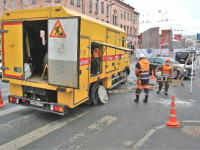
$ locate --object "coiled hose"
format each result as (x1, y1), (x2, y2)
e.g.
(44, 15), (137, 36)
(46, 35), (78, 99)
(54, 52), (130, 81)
(170, 65), (185, 83)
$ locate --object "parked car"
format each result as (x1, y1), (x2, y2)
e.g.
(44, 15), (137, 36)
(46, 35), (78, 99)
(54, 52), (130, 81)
(185, 48), (199, 56)
(147, 57), (194, 78)
(175, 51), (195, 65)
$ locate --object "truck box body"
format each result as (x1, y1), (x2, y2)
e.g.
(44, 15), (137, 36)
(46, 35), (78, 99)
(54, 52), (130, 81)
(1, 6), (132, 115)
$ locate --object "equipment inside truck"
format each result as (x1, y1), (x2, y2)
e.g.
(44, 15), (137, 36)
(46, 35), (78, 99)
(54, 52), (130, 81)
(90, 43), (102, 76)
(23, 20), (48, 80)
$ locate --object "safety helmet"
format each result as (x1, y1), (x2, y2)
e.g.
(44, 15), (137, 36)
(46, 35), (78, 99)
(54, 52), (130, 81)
(139, 53), (145, 58)
(166, 58), (171, 62)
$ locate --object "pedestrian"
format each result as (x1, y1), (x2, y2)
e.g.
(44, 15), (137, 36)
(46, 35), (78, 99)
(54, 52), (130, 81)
(134, 53), (150, 103)
(155, 58), (173, 95)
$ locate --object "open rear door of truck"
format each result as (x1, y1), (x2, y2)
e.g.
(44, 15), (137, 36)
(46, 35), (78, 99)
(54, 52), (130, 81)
(48, 17), (80, 89)
(2, 22), (23, 79)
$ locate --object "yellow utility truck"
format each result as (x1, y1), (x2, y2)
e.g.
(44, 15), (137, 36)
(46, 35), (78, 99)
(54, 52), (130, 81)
(0, 6), (132, 115)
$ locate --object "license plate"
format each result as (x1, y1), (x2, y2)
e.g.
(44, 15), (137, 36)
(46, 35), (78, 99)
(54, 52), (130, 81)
(30, 100), (44, 107)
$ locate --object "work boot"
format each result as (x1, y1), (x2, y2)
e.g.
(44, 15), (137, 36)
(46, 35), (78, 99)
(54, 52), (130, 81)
(165, 92), (168, 95)
(143, 95), (149, 103)
(134, 95), (139, 103)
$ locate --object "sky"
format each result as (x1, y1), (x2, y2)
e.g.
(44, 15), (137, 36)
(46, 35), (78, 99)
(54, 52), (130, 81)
(126, 0), (200, 36)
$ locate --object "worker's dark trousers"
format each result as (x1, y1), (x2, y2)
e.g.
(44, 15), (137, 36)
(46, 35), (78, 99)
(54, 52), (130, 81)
(158, 80), (170, 92)
(136, 79), (149, 95)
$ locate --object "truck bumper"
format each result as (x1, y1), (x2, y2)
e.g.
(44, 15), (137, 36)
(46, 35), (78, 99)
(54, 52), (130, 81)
(8, 95), (68, 115)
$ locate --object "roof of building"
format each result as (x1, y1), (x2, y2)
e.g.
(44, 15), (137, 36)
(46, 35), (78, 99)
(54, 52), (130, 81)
(173, 39), (180, 42)
(117, 0), (135, 9)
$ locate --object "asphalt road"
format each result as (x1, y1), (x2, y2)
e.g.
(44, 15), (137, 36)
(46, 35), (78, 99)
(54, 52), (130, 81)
(0, 52), (200, 149)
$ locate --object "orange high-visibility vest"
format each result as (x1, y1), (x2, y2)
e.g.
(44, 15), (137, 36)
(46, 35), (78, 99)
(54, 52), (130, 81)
(162, 63), (172, 75)
(135, 58), (150, 80)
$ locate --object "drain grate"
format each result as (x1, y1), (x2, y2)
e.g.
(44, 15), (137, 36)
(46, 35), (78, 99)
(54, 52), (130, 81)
(182, 125), (200, 137)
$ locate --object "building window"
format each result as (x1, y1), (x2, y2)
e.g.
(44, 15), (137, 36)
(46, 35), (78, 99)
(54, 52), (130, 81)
(55, 0), (60, 2)
(95, 0), (98, 14)
(77, 0), (80, 6)
(3, 0), (7, 10)
(11, 0), (15, 8)
(121, 10), (123, 19)
(32, 0), (36, 4)
(127, 13), (129, 21)
(127, 26), (129, 35)
(101, 2), (104, 13)
(130, 27), (132, 36)
(106, 4), (109, 16)
(45, 0), (51, 2)
(166, 34), (168, 44)
(130, 14), (132, 22)
(124, 25), (126, 32)
(89, 0), (92, 12)
(25, 0), (29, 5)
(112, 15), (117, 25)
(124, 11), (126, 20)
(120, 24), (123, 28)
(134, 16), (137, 24)
(70, 0), (74, 5)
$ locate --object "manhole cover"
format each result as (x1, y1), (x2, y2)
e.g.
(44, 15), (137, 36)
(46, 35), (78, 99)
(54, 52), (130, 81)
(182, 125), (200, 137)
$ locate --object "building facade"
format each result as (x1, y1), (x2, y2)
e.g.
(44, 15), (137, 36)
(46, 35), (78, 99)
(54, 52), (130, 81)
(160, 29), (173, 50)
(0, 0), (139, 49)
(174, 34), (182, 42)
(140, 27), (160, 49)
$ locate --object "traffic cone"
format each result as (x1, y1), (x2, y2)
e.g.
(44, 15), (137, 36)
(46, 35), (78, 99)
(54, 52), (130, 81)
(0, 88), (5, 107)
(198, 84), (200, 88)
(166, 96), (180, 128)
(151, 69), (155, 80)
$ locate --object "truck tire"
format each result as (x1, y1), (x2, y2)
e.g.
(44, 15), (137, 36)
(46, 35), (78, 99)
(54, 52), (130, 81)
(122, 72), (128, 84)
(90, 82), (100, 106)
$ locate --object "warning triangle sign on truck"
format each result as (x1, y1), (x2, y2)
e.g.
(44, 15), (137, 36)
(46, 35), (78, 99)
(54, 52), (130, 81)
(50, 20), (66, 38)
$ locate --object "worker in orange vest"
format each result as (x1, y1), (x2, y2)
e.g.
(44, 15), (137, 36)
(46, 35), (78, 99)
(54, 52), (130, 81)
(155, 58), (173, 95)
(134, 53), (150, 103)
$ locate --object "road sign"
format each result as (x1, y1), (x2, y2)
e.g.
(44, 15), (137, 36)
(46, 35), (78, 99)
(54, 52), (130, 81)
(197, 34), (200, 40)
(50, 20), (66, 38)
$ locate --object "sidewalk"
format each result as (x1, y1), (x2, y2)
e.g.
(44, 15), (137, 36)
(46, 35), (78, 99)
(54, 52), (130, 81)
(134, 121), (200, 149)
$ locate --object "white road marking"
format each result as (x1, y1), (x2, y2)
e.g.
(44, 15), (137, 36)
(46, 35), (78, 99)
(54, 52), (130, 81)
(3, 100), (8, 104)
(54, 115), (117, 149)
(188, 99), (196, 102)
(0, 106), (24, 117)
(0, 111), (89, 150)
(0, 112), (40, 132)
(2, 93), (9, 97)
(156, 97), (193, 106)
(0, 88), (9, 92)
(134, 129), (156, 148)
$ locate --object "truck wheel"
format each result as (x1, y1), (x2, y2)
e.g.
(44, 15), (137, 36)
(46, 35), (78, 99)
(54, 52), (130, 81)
(90, 82), (100, 106)
(122, 72), (128, 84)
